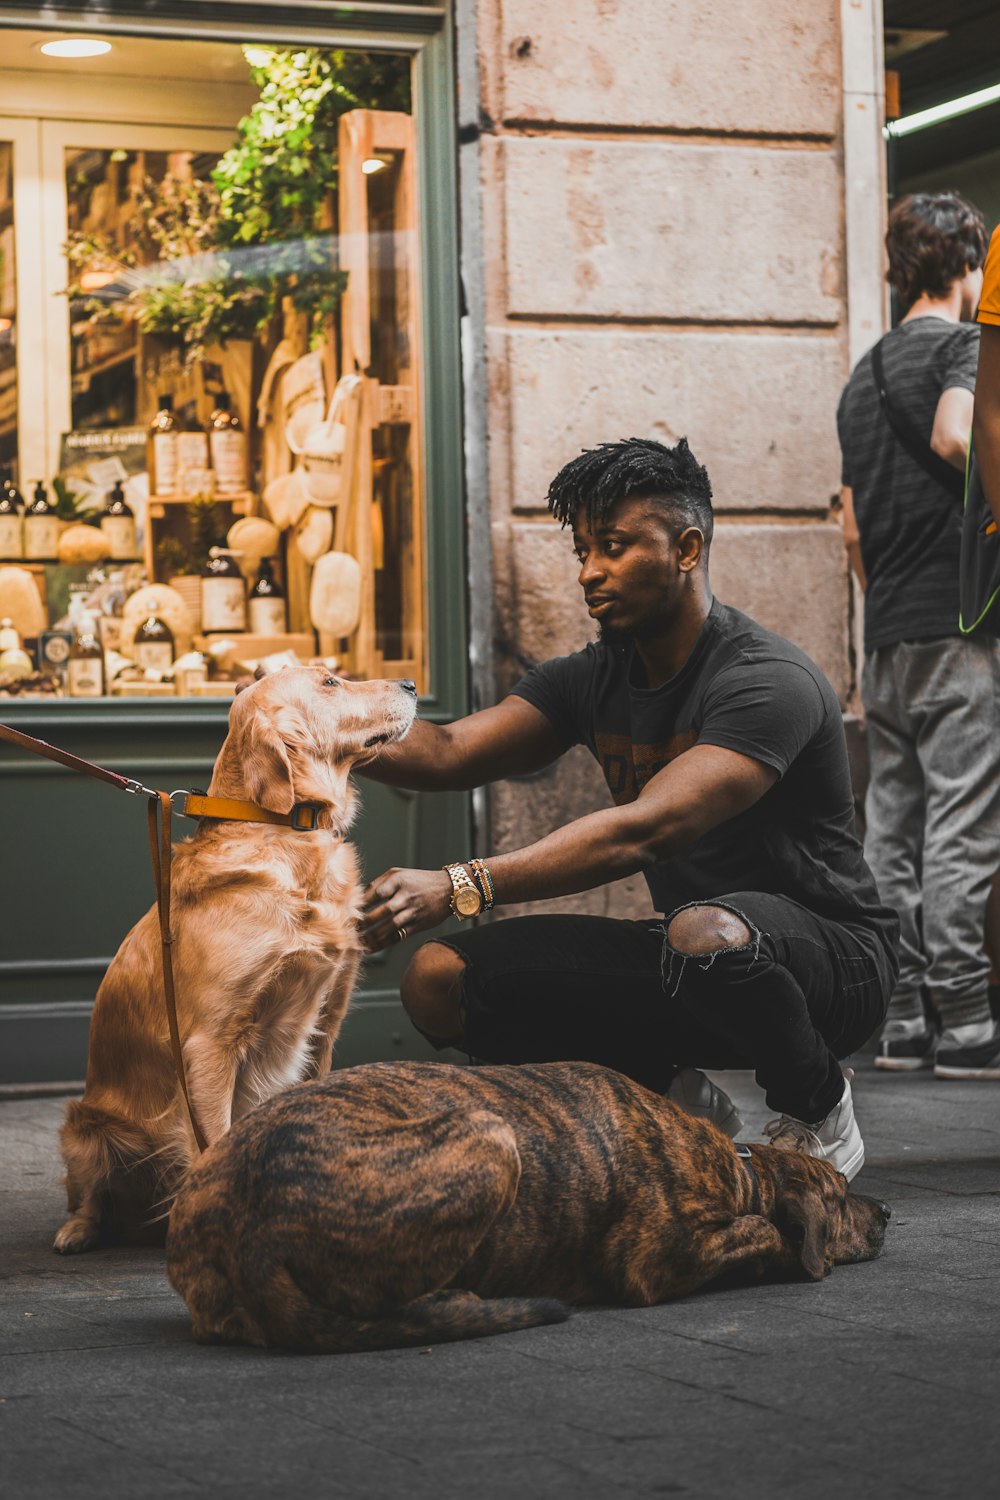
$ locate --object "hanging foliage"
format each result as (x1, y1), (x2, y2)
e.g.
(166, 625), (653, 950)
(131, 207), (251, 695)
(64, 47), (410, 357)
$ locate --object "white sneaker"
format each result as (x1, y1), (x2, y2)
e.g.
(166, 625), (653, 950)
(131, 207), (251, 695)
(667, 1068), (743, 1138)
(764, 1068), (865, 1181)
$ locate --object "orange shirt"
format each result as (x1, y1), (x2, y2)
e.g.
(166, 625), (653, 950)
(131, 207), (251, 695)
(979, 226), (1000, 327)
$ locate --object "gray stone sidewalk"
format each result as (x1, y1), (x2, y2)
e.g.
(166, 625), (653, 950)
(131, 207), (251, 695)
(2, 1060), (998, 1500)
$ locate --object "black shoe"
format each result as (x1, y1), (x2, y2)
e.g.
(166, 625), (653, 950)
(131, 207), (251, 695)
(875, 1025), (936, 1072)
(934, 1029), (1000, 1080)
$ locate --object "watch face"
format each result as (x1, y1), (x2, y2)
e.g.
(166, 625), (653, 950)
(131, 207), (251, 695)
(456, 887), (481, 917)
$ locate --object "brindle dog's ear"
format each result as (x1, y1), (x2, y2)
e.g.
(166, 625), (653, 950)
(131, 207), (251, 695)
(778, 1189), (830, 1281)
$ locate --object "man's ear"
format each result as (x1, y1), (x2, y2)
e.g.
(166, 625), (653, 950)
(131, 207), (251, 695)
(244, 708), (296, 815)
(677, 526), (705, 572)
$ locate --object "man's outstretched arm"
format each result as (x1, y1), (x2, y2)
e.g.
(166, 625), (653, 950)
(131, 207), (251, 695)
(973, 322), (1000, 527)
(360, 742), (778, 950)
(360, 694), (566, 791)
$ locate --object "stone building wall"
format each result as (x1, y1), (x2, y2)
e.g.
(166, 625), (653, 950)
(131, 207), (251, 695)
(464, 0), (863, 919)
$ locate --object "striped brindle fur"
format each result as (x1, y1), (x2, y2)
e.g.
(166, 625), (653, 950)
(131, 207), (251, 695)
(166, 1061), (890, 1354)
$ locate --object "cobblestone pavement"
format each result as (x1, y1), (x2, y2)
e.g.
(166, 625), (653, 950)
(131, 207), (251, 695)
(2, 1059), (998, 1500)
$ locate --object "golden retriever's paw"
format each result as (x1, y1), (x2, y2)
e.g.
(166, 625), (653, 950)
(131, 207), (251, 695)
(53, 1217), (101, 1254)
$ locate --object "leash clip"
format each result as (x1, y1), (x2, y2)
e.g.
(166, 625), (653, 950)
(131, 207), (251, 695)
(124, 777), (158, 798)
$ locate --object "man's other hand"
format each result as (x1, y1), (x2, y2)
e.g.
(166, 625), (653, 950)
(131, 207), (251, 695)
(360, 867), (454, 953)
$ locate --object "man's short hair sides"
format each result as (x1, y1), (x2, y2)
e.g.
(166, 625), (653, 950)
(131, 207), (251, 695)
(886, 192), (987, 310)
(546, 436), (714, 547)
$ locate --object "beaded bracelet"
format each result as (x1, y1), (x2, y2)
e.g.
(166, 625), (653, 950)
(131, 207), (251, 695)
(469, 857), (496, 911)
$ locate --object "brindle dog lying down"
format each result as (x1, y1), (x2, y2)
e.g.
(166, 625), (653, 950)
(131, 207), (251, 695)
(166, 1061), (890, 1354)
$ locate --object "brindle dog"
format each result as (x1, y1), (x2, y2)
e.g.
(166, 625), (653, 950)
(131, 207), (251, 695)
(166, 1061), (890, 1354)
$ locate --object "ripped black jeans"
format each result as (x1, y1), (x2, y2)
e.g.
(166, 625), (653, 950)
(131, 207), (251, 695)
(434, 893), (893, 1123)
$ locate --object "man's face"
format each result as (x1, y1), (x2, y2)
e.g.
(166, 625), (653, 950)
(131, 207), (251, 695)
(571, 495), (693, 643)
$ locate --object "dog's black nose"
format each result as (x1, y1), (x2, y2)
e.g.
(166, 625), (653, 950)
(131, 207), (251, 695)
(399, 679), (417, 695)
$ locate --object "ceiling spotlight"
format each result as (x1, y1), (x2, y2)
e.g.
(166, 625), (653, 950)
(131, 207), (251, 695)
(362, 158), (388, 175)
(40, 38), (112, 59)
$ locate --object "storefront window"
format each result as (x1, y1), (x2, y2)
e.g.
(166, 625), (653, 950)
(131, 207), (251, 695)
(0, 37), (429, 702)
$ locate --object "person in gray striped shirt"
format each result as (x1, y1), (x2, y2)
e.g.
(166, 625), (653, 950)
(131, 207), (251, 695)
(837, 191), (1000, 1078)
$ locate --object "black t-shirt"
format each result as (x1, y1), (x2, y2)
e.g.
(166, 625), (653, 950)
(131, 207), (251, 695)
(511, 600), (897, 978)
(836, 316), (979, 650)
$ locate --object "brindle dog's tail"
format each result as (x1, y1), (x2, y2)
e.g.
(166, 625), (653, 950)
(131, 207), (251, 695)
(242, 1270), (570, 1354)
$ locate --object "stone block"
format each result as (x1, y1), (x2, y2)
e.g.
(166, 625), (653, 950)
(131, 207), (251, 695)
(496, 0), (840, 138)
(490, 328), (846, 513)
(496, 520), (592, 674)
(500, 137), (844, 323)
(709, 522), (852, 700)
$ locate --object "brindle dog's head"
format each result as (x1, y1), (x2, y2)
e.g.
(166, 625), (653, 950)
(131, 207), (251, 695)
(762, 1148), (890, 1281)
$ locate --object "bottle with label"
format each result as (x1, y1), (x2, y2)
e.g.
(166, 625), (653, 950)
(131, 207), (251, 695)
(23, 482), (61, 561)
(208, 392), (247, 496)
(201, 547), (246, 632)
(248, 557), (286, 635)
(149, 394), (180, 497)
(66, 611), (105, 698)
(132, 601), (175, 674)
(177, 425), (210, 496)
(0, 478), (22, 559)
(100, 479), (137, 561)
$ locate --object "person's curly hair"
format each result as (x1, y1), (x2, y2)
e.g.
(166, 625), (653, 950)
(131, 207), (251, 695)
(886, 192), (987, 309)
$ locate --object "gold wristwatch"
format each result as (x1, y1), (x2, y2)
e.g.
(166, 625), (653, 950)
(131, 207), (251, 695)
(445, 862), (483, 920)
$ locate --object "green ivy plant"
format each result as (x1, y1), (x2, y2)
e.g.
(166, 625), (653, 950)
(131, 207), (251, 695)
(65, 47), (410, 357)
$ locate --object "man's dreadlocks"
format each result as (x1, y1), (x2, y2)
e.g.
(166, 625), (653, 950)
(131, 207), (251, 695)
(546, 436), (714, 547)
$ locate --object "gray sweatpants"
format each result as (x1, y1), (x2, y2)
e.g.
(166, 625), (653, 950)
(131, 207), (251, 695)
(862, 636), (1000, 1031)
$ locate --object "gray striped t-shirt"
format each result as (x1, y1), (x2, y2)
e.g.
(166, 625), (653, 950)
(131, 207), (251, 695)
(836, 316), (979, 649)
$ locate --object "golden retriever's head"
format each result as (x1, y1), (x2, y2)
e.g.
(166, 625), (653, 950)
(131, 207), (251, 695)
(211, 666), (417, 827)
(764, 1149), (890, 1281)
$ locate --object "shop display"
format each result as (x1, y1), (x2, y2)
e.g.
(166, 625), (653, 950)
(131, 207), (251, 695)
(1, 46), (428, 702)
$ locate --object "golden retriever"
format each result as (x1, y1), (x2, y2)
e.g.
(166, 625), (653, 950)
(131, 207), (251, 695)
(54, 666), (417, 1254)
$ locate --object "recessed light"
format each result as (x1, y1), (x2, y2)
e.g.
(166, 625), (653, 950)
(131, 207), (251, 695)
(362, 158), (388, 175)
(39, 38), (112, 59)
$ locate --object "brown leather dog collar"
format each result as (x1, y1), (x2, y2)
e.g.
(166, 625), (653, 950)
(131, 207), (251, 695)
(735, 1143), (761, 1217)
(176, 792), (327, 832)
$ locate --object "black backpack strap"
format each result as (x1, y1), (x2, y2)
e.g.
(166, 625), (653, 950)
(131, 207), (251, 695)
(870, 336), (966, 503)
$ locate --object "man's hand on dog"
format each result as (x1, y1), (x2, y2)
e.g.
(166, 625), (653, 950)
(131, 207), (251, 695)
(360, 867), (453, 952)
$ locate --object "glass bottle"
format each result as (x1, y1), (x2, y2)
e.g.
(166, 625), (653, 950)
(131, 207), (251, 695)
(208, 392), (247, 496)
(133, 602), (175, 674)
(177, 421), (210, 495)
(100, 479), (137, 561)
(66, 611), (105, 698)
(201, 547), (246, 633)
(0, 478), (22, 559)
(23, 481), (61, 561)
(148, 393), (180, 497)
(248, 556), (286, 635)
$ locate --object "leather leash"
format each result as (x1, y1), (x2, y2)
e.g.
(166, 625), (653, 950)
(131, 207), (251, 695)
(0, 720), (323, 1154)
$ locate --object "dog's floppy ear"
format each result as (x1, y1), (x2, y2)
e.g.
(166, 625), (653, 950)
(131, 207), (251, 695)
(778, 1188), (831, 1281)
(243, 707), (296, 815)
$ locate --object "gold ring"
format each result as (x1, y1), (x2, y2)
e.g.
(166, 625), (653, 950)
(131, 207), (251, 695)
(397, 926), (407, 943)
